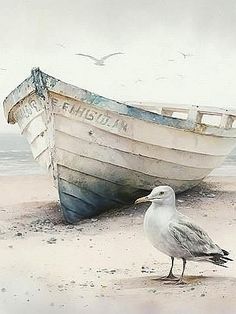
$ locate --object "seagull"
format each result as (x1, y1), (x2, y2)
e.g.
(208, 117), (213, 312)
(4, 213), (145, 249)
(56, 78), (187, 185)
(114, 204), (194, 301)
(135, 186), (233, 284)
(135, 79), (143, 84)
(75, 52), (124, 66)
(0, 68), (6, 71)
(178, 51), (193, 59)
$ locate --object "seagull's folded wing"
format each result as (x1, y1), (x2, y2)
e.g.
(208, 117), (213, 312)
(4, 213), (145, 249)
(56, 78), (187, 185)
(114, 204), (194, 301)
(168, 220), (222, 258)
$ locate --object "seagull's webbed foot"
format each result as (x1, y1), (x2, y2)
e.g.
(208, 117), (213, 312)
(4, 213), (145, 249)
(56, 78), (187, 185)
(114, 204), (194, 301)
(174, 278), (188, 285)
(160, 273), (178, 281)
(163, 277), (187, 285)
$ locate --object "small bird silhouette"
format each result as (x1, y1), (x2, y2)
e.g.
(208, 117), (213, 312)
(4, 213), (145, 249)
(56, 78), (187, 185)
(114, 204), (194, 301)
(135, 79), (143, 84)
(75, 52), (124, 66)
(156, 76), (167, 81)
(168, 59), (175, 62)
(0, 68), (6, 71)
(178, 51), (193, 59)
(56, 43), (66, 48)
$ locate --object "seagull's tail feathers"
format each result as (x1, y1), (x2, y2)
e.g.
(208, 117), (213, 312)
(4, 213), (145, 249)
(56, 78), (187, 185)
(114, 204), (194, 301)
(222, 249), (230, 256)
(208, 250), (233, 268)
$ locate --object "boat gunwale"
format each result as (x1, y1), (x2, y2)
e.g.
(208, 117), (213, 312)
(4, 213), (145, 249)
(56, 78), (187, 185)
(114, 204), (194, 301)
(3, 68), (236, 138)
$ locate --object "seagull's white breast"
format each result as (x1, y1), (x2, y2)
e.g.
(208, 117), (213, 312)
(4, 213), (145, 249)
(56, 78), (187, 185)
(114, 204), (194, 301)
(144, 205), (179, 257)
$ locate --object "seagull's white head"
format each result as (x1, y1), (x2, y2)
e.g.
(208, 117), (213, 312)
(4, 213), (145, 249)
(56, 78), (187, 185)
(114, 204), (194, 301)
(135, 186), (176, 206)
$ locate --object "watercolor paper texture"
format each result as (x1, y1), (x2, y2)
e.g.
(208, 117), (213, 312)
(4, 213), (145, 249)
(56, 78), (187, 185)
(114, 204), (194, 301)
(0, 2), (236, 313)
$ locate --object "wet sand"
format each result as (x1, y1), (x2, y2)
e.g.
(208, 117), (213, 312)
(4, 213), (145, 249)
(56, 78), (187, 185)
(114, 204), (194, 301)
(0, 175), (235, 314)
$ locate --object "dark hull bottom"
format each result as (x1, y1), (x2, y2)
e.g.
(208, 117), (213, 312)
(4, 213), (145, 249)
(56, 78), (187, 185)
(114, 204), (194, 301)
(58, 179), (149, 223)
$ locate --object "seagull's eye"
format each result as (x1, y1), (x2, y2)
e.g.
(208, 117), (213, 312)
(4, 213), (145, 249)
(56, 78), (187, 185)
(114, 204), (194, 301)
(159, 191), (164, 195)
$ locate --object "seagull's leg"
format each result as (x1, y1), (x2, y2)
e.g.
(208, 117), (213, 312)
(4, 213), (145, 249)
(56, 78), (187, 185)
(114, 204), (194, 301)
(175, 258), (187, 285)
(160, 257), (178, 281)
(166, 257), (178, 279)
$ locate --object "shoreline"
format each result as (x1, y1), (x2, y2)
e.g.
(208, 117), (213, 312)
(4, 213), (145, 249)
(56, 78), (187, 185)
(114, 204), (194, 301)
(0, 174), (236, 313)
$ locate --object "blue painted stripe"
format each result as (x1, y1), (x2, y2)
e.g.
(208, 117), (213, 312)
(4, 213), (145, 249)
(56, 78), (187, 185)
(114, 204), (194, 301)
(59, 178), (146, 208)
(58, 166), (147, 203)
(59, 192), (95, 222)
(59, 177), (127, 205)
(58, 178), (148, 223)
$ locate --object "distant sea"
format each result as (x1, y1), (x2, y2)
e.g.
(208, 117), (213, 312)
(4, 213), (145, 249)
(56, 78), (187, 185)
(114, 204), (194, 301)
(0, 133), (235, 176)
(0, 133), (45, 176)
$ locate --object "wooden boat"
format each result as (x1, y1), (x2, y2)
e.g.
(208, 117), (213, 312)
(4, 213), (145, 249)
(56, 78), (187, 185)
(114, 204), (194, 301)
(3, 68), (236, 223)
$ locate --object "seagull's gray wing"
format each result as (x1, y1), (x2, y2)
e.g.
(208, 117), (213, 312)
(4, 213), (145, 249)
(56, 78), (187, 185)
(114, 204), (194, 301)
(169, 220), (223, 258)
(75, 53), (99, 62)
(101, 52), (123, 61)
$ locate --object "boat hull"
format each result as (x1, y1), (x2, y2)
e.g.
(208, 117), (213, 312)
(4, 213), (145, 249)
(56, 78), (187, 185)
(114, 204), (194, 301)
(3, 69), (236, 223)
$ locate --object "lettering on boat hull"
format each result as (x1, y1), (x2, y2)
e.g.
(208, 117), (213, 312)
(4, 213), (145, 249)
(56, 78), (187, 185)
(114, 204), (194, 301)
(14, 98), (44, 129)
(13, 94), (129, 135)
(51, 97), (128, 133)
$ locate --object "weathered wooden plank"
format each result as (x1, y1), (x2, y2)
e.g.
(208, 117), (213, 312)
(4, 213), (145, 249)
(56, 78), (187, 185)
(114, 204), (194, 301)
(30, 134), (49, 159)
(54, 114), (225, 168)
(56, 148), (201, 192)
(55, 130), (212, 180)
(35, 149), (51, 170)
(22, 114), (47, 144)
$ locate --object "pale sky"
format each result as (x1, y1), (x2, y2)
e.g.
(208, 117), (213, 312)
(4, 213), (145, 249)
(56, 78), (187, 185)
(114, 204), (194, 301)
(0, 0), (236, 133)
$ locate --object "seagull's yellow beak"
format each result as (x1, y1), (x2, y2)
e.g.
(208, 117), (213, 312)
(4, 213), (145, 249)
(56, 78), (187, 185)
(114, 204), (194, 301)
(134, 196), (150, 204)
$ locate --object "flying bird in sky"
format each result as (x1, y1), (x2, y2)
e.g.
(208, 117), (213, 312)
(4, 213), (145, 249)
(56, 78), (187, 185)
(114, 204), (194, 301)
(56, 43), (66, 48)
(0, 68), (6, 71)
(156, 76), (167, 81)
(178, 51), (194, 59)
(75, 52), (124, 66)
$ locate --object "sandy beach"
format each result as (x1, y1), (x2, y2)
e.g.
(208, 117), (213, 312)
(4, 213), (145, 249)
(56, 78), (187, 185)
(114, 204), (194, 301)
(0, 174), (236, 314)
